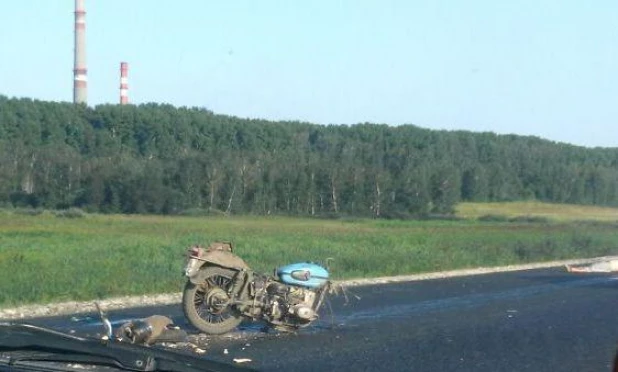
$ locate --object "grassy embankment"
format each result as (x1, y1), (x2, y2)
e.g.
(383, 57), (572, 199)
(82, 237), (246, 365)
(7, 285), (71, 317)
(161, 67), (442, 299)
(1, 202), (618, 308)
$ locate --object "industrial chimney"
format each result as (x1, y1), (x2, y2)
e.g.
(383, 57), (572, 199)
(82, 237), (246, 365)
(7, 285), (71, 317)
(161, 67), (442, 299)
(120, 62), (129, 104)
(73, 0), (87, 104)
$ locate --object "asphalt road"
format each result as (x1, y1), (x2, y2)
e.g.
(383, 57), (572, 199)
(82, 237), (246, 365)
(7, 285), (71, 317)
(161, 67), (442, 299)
(24, 268), (618, 371)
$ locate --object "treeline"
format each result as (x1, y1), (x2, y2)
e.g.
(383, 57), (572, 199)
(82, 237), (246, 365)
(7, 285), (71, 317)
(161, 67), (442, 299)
(1, 95), (617, 218)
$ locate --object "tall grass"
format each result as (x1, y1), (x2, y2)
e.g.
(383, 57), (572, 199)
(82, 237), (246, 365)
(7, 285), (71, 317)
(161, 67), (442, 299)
(1, 208), (618, 307)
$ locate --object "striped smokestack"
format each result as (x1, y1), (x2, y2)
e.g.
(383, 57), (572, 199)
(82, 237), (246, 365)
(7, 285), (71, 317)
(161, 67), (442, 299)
(73, 0), (87, 104)
(120, 62), (129, 104)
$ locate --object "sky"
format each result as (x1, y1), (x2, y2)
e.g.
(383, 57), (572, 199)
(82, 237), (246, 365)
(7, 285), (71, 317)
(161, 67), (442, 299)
(0, 1), (617, 148)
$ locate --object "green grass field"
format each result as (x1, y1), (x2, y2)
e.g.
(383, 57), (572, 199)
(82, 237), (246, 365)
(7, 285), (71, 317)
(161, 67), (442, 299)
(1, 203), (618, 308)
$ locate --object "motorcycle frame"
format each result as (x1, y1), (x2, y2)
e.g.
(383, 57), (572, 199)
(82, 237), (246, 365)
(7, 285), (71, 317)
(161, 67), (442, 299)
(226, 268), (331, 321)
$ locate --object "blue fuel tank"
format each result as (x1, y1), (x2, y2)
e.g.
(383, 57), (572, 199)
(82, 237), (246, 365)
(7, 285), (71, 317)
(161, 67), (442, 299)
(276, 262), (330, 289)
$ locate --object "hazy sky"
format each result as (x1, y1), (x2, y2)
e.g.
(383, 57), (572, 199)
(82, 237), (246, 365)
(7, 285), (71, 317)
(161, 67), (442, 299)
(1, 1), (616, 147)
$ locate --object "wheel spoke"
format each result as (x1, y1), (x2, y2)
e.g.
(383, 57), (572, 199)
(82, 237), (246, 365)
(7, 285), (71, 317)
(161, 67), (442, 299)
(191, 272), (238, 327)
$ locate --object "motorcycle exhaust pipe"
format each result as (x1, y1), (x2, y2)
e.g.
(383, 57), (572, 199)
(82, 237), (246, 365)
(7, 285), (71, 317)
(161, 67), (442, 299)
(116, 315), (187, 345)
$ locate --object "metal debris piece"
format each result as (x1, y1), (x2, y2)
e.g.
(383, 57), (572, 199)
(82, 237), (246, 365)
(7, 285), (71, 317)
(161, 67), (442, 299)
(115, 315), (187, 345)
(224, 349), (229, 355)
(94, 303), (112, 341)
(233, 358), (252, 364)
(70, 316), (92, 323)
(566, 259), (618, 273)
(329, 281), (362, 304)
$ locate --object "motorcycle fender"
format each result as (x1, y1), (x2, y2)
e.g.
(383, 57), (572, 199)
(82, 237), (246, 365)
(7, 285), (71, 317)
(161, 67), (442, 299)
(188, 250), (250, 284)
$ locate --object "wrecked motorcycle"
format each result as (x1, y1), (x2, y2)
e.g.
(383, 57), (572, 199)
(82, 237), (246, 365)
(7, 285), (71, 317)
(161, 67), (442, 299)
(182, 242), (331, 335)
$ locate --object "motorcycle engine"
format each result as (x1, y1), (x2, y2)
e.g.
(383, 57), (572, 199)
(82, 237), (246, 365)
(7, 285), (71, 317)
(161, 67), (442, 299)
(264, 282), (318, 325)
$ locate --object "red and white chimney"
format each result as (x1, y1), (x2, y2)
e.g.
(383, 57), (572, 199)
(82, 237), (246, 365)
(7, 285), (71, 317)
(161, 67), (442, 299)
(73, 0), (87, 104)
(120, 62), (129, 105)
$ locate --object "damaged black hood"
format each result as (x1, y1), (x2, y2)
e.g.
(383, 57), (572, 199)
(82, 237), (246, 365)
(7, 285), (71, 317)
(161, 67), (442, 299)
(0, 322), (256, 372)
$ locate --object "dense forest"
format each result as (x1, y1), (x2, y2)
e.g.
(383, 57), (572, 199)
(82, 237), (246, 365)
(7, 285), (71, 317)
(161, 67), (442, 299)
(1, 95), (617, 218)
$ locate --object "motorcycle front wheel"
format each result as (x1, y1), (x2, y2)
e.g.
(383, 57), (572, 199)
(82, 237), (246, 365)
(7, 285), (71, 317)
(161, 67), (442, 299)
(182, 266), (243, 335)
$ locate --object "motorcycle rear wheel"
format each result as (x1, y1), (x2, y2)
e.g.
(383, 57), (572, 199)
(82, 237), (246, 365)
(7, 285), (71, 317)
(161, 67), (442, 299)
(182, 266), (243, 335)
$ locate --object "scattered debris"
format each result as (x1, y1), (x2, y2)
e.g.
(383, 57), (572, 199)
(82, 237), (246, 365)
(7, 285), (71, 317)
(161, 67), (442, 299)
(66, 363), (96, 370)
(193, 347), (207, 354)
(565, 259), (618, 273)
(224, 348), (229, 355)
(233, 358), (252, 364)
(70, 316), (93, 323)
(93, 303), (188, 347)
(158, 341), (209, 356)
